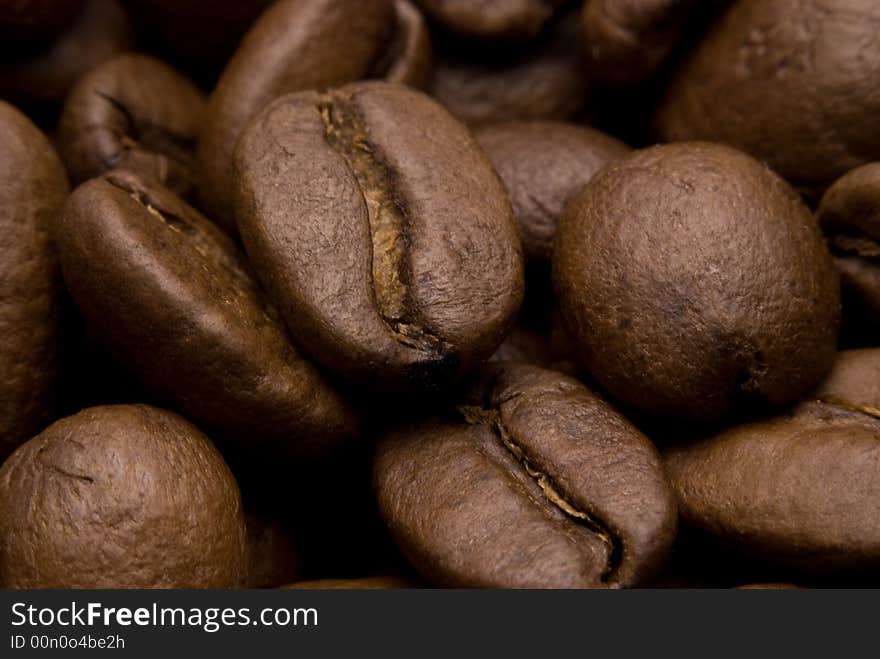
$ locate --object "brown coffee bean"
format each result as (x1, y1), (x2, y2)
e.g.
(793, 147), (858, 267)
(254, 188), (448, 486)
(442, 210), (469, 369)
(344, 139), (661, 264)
(0, 0), (133, 108)
(58, 54), (204, 197)
(665, 401), (880, 573)
(475, 120), (629, 263)
(0, 404), (248, 588)
(197, 0), (396, 231)
(282, 577), (417, 589)
(429, 11), (589, 125)
(654, 0), (880, 195)
(554, 142), (840, 422)
(235, 82), (523, 392)
(817, 163), (880, 334)
(374, 363), (677, 588)
(375, 0), (433, 88)
(56, 170), (359, 461)
(414, 0), (564, 41)
(581, 0), (727, 86)
(0, 101), (68, 457)
(812, 348), (880, 412)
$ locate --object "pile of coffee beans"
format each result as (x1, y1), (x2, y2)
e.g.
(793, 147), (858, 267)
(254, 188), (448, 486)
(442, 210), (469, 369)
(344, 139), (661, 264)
(2, 0), (880, 589)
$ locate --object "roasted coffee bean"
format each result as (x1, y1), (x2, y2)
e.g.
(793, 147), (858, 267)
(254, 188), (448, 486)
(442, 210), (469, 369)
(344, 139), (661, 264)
(198, 0), (399, 231)
(374, 363), (677, 588)
(0, 0), (133, 108)
(282, 577), (417, 589)
(429, 11), (589, 125)
(56, 170), (359, 461)
(235, 82), (523, 392)
(414, 0), (564, 41)
(817, 164), (880, 335)
(654, 0), (880, 195)
(373, 0), (432, 88)
(0, 405), (248, 588)
(0, 101), (69, 458)
(665, 401), (880, 573)
(0, 0), (84, 52)
(475, 120), (629, 264)
(812, 348), (880, 411)
(58, 54), (204, 197)
(554, 142), (840, 422)
(581, 0), (728, 86)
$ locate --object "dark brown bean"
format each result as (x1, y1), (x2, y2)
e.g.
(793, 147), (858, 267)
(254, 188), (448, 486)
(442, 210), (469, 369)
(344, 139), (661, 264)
(0, 405), (248, 588)
(234, 82), (523, 391)
(428, 11), (589, 125)
(817, 163), (880, 335)
(58, 54), (204, 197)
(0, 101), (69, 458)
(654, 0), (880, 195)
(56, 170), (359, 462)
(197, 0), (395, 231)
(374, 363), (677, 588)
(554, 142), (840, 422)
(665, 401), (880, 573)
(475, 120), (629, 263)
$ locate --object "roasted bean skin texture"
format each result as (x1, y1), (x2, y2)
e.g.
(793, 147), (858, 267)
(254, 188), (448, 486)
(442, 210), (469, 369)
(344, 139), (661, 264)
(374, 364), (677, 588)
(57, 171), (358, 462)
(654, 0), (880, 194)
(58, 54), (204, 197)
(817, 163), (880, 331)
(235, 82), (524, 392)
(665, 401), (880, 573)
(0, 405), (248, 588)
(429, 11), (587, 125)
(197, 0), (394, 231)
(554, 142), (840, 422)
(475, 120), (629, 263)
(0, 101), (69, 457)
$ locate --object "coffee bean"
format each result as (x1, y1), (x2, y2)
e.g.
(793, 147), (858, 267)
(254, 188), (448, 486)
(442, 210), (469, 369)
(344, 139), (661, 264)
(0, 404), (248, 588)
(581, 0), (727, 86)
(654, 0), (880, 195)
(817, 163), (880, 336)
(665, 400), (880, 573)
(0, 101), (68, 458)
(197, 0), (399, 231)
(414, 0), (564, 41)
(373, 0), (433, 88)
(429, 10), (589, 125)
(0, 0), (133, 109)
(812, 348), (880, 412)
(58, 53), (203, 197)
(554, 142), (840, 422)
(234, 81), (523, 391)
(476, 120), (629, 263)
(374, 363), (677, 587)
(56, 170), (359, 462)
